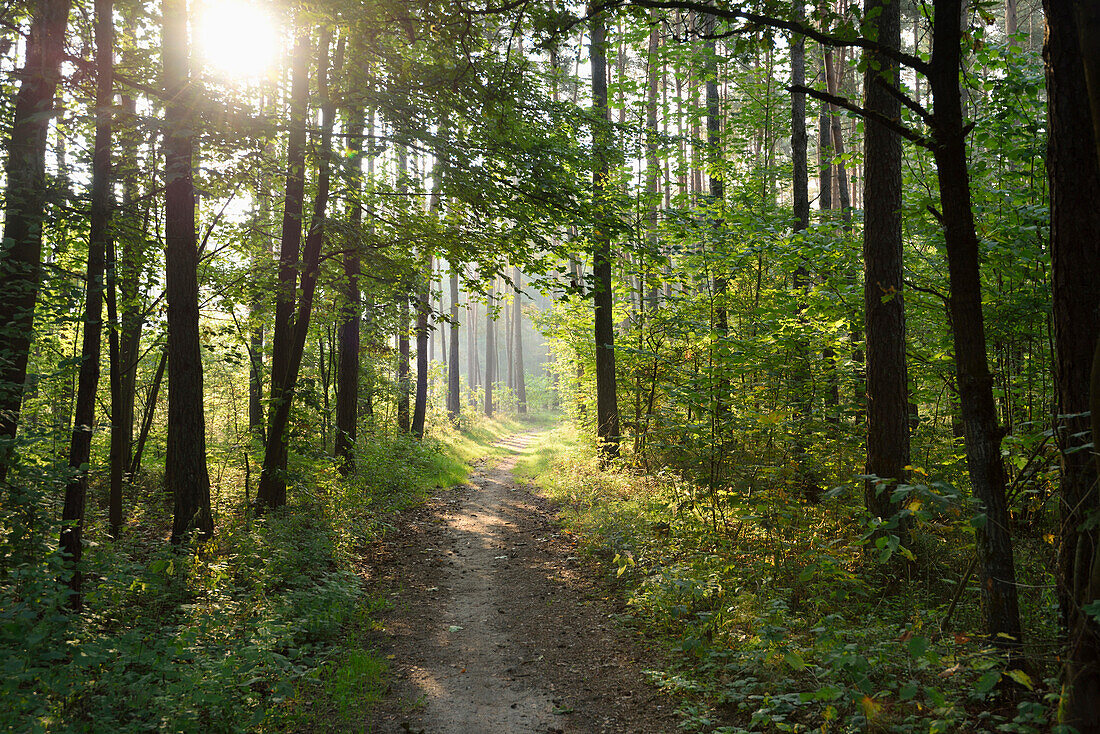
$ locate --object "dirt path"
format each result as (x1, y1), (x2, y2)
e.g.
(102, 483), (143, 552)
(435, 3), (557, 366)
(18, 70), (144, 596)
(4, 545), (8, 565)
(363, 432), (676, 733)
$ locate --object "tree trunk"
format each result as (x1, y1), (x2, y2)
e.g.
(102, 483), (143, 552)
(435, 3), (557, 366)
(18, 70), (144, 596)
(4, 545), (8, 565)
(130, 346), (166, 480)
(485, 283), (496, 417)
(396, 150), (412, 434)
(862, 0), (911, 545)
(61, 0), (111, 606)
(257, 26), (308, 508)
(412, 287), (429, 439)
(163, 0), (213, 542)
(335, 103), (364, 472)
(513, 267), (526, 414)
(259, 29), (336, 508)
(645, 14), (660, 312)
(1048, 1), (1100, 726)
(447, 264), (461, 421)
(705, 20), (729, 429)
(591, 11), (620, 458)
(0, 0), (73, 481)
(930, 0), (1021, 648)
(790, 1), (814, 495)
(109, 86), (147, 536)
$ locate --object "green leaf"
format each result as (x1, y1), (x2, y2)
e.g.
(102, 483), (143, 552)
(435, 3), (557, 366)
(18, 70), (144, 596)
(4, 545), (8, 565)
(1004, 669), (1034, 690)
(785, 651), (806, 670)
(974, 671), (1000, 694)
(907, 635), (929, 658)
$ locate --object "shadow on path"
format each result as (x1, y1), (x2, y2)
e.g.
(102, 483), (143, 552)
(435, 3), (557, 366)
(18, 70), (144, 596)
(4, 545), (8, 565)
(364, 432), (675, 733)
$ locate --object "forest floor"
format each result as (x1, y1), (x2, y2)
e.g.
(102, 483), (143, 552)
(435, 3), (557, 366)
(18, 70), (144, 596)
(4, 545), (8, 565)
(360, 430), (677, 733)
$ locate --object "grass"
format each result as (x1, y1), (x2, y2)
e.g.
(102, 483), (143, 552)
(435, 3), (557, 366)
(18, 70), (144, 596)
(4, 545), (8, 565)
(0, 408), (535, 734)
(514, 427), (1062, 734)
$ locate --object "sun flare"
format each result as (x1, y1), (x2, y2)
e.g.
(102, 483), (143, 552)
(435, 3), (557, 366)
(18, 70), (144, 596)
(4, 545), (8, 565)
(196, 1), (280, 80)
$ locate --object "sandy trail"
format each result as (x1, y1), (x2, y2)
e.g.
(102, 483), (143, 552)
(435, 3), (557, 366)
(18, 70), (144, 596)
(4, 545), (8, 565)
(365, 432), (674, 733)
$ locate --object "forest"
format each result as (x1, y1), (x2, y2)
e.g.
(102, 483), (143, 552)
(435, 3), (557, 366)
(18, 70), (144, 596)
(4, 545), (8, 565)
(3, 0), (1100, 731)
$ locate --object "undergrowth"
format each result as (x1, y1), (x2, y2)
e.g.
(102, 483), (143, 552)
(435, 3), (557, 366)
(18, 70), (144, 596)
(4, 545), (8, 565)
(0, 413), (513, 733)
(518, 426), (1065, 734)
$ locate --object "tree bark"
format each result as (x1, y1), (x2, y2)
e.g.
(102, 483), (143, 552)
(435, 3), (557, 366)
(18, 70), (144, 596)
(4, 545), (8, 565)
(485, 282), (496, 417)
(335, 103), (364, 471)
(645, 14), (660, 312)
(447, 264), (461, 421)
(163, 0), (213, 542)
(259, 28), (336, 508)
(862, 0), (911, 545)
(396, 150), (411, 433)
(0, 0), (73, 481)
(109, 85), (147, 536)
(61, 0), (111, 606)
(412, 288), (429, 439)
(591, 11), (620, 458)
(790, 1), (814, 494)
(513, 267), (526, 414)
(257, 26), (308, 507)
(930, 0), (1021, 648)
(1048, 1), (1100, 726)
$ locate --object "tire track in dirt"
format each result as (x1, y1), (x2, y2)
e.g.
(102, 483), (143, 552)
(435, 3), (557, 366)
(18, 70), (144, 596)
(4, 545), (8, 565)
(364, 432), (675, 733)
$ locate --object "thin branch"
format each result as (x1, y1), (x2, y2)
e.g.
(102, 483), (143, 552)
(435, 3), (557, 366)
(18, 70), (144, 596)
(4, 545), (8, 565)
(876, 77), (933, 126)
(904, 279), (949, 303)
(599, 0), (930, 75)
(790, 84), (929, 148)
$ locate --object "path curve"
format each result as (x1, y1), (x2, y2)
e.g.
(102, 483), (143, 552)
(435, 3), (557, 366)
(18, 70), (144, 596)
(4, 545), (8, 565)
(364, 431), (675, 733)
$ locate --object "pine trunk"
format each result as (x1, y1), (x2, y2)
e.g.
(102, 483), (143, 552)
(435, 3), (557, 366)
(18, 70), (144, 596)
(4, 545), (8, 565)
(513, 267), (526, 414)
(591, 12), (620, 458)
(930, 0), (1021, 648)
(259, 29), (336, 507)
(447, 265), (461, 420)
(163, 0), (213, 541)
(1048, 1), (1100, 726)
(862, 0), (911, 543)
(0, 0), (73, 481)
(61, 0), (111, 605)
(335, 103), (364, 471)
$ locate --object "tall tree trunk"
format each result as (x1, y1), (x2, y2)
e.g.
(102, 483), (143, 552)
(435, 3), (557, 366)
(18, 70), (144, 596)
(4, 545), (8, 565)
(397, 296), (411, 431)
(259, 28), (337, 507)
(61, 0), (111, 606)
(0, 0), (73, 481)
(258, 25), (308, 508)
(396, 150), (411, 433)
(790, 1), (813, 494)
(705, 18), (728, 424)
(412, 288), (430, 439)
(163, 0), (213, 542)
(505, 293), (514, 390)
(930, 0), (1021, 648)
(484, 283), (496, 417)
(413, 145), (445, 439)
(1048, 1), (1100, 726)
(109, 87), (147, 536)
(862, 0), (911, 545)
(591, 11), (620, 458)
(335, 102), (364, 471)
(468, 290), (479, 392)
(645, 14), (660, 312)
(816, 46), (841, 417)
(447, 264), (461, 421)
(513, 267), (526, 414)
